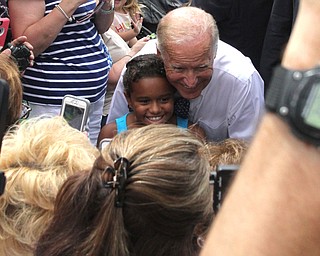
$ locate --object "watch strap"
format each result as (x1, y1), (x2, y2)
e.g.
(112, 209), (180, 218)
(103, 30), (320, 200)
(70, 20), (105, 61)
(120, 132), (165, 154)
(266, 65), (305, 115)
(265, 66), (287, 112)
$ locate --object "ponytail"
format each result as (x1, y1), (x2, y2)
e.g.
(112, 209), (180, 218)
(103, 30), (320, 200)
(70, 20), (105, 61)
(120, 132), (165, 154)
(35, 155), (130, 256)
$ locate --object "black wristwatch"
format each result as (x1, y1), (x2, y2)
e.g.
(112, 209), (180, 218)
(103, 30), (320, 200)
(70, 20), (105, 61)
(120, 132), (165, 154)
(265, 65), (320, 146)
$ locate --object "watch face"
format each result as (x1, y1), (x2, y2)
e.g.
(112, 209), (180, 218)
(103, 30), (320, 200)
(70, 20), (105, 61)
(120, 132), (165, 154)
(267, 65), (320, 146)
(293, 78), (320, 144)
(303, 83), (320, 129)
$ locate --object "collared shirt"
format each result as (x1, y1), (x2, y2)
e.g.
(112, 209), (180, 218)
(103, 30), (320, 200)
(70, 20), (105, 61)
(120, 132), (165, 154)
(106, 39), (265, 142)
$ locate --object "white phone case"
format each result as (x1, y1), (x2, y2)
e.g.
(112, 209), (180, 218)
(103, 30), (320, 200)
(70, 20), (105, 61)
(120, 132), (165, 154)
(60, 95), (90, 132)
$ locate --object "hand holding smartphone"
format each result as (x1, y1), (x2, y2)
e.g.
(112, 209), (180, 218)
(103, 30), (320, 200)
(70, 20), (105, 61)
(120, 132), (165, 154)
(60, 95), (90, 132)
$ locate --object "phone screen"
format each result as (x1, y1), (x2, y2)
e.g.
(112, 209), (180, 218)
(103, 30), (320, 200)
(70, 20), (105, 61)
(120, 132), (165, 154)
(63, 104), (85, 131)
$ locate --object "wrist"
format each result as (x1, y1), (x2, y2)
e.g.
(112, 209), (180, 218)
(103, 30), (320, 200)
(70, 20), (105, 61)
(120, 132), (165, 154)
(55, 4), (74, 22)
(132, 28), (140, 36)
(265, 64), (320, 147)
(123, 54), (133, 63)
(100, 0), (114, 14)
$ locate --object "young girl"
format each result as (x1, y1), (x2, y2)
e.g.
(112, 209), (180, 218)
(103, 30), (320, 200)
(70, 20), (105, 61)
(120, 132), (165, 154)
(112, 0), (143, 47)
(98, 54), (206, 145)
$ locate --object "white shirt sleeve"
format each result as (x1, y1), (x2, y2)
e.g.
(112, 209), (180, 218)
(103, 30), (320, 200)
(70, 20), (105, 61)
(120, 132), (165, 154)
(227, 70), (265, 141)
(106, 75), (128, 123)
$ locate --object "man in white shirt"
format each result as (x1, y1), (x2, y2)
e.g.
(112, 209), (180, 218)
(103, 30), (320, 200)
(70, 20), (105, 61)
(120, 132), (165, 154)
(107, 6), (265, 142)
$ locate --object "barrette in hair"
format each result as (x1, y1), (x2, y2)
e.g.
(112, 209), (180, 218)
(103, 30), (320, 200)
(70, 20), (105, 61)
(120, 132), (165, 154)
(104, 157), (129, 208)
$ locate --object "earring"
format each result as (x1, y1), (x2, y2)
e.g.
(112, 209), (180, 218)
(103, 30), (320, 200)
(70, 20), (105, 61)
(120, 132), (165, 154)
(197, 236), (205, 248)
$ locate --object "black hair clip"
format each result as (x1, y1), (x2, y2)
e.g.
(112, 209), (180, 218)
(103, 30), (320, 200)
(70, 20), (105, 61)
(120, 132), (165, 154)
(104, 157), (129, 208)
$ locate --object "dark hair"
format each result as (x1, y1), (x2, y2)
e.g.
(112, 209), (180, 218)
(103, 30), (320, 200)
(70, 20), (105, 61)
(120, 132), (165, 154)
(35, 124), (213, 256)
(123, 54), (170, 95)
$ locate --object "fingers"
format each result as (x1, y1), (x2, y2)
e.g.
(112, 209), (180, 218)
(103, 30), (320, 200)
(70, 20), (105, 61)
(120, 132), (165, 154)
(10, 36), (35, 67)
(131, 19), (143, 34)
(1, 49), (11, 56)
(138, 36), (150, 42)
(11, 36), (28, 46)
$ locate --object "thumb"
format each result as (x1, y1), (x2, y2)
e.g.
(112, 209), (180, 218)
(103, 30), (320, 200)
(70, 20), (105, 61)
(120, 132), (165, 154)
(1, 48), (11, 56)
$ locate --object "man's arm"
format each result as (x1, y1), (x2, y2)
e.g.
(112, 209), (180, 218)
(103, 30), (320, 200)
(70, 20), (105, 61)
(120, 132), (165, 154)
(228, 70), (265, 141)
(201, 0), (320, 255)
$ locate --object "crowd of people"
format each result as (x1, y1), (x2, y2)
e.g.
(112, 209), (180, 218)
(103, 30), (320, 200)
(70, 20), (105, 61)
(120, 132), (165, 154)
(0, 0), (319, 255)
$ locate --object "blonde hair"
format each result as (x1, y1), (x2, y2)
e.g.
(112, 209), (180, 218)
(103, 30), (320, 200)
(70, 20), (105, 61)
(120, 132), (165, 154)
(123, 0), (141, 18)
(35, 124), (213, 256)
(206, 138), (249, 169)
(157, 6), (219, 56)
(0, 116), (99, 256)
(0, 54), (22, 127)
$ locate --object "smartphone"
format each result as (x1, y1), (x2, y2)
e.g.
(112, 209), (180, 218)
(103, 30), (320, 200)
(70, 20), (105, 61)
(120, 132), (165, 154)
(211, 164), (239, 214)
(60, 95), (90, 132)
(0, 18), (10, 50)
(0, 79), (9, 151)
(99, 138), (112, 150)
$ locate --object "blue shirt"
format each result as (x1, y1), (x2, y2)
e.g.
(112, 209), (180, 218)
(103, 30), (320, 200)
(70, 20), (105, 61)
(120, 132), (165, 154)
(116, 113), (188, 133)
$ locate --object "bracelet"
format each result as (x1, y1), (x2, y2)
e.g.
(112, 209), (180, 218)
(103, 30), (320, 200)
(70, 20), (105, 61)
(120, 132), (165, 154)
(124, 54), (133, 58)
(55, 5), (73, 22)
(100, 0), (114, 14)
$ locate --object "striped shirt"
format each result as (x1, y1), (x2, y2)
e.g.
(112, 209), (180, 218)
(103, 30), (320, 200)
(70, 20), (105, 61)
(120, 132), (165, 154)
(22, 0), (112, 105)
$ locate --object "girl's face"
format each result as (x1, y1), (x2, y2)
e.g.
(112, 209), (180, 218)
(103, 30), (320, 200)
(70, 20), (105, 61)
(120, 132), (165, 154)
(125, 77), (176, 126)
(114, 0), (127, 11)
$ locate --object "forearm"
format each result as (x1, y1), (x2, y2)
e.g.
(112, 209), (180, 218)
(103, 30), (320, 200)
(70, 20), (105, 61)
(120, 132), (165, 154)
(201, 1), (320, 255)
(108, 39), (148, 85)
(108, 55), (132, 86)
(202, 114), (320, 256)
(9, 0), (80, 57)
(282, 1), (320, 70)
(94, 0), (114, 34)
(114, 29), (138, 43)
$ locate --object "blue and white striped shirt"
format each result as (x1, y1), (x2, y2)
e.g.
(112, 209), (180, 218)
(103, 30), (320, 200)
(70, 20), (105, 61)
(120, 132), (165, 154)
(22, 0), (112, 105)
